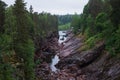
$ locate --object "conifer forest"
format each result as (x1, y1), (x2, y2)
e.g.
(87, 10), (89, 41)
(0, 0), (120, 80)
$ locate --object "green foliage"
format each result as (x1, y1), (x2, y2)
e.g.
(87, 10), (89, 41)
(86, 15), (95, 37)
(57, 14), (72, 25)
(13, 39), (35, 80)
(105, 24), (120, 55)
(35, 59), (41, 66)
(115, 25), (120, 53)
(0, 34), (15, 80)
(82, 14), (95, 38)
(58, 23), (70, 30)
(0, 63), (15, 80)
(24, 40), (35, 80)
(0, 0), (58, 79)
(0, 34), (12, 53)
(71, 14), (81, 34)
(0, 0), (7, 33)
(110, 0), (120, 26)
(85, 36), (96, 48)
(94, 12), (108, 34)
(85, 33), (103, 49)
(80, 14), (87, 34)
(0, 2), (15, 79)
(33, 12), (58, 38)
(4, 7), (17, 52)
(83, 4), (89, 14)
(71, 0), (120, 56)
(2, 64), (15, 80)
(26, 12), (35, 38)
(13, 0), (35, 79)
(87, 0), (104, 18)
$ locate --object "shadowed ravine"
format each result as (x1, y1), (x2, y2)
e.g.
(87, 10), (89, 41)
(1, 0), (120, 80)
(50, 30), (67, 72)
(48, 30), (120, 80)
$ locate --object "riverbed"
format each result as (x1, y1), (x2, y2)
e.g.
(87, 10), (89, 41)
(50, 30), (67, 72)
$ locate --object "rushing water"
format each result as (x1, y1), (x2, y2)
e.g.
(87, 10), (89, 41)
(50, 30), (67, 72)
(50, 55), (60, 72)
(58, 31), (67, 44)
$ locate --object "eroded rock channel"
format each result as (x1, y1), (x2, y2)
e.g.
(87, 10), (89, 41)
(35, 30), (120, 80)
(50, 31), (68, 72)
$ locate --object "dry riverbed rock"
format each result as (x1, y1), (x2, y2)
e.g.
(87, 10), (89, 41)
(35, 30), (120, 80)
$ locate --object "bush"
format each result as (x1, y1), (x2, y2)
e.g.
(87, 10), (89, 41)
(58, 23), (70, 30)
(0, 34), (15, 80)
(15, 39), (35, 80)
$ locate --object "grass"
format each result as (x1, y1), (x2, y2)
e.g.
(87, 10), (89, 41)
(58, 23), (71, 30)
(77, 33), (104, 52)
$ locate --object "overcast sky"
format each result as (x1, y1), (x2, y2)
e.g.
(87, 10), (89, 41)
(3, 0), (89, 15)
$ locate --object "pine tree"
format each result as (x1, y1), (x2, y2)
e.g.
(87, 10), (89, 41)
(0, 0), (7, 33)
(13, 0), (29, 42)
(0, 1), (15, 80)
(13, 0), (35, 80)
(29, 5), (33, 18)
(110, 0), (120, 27)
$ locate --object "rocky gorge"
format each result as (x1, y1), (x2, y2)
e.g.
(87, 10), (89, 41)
(35, 30), (120, 80)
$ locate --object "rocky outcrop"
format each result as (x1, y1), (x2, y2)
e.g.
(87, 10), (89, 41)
(34, 31), (59, 62)
(56, 32), (120, 80)
(34, 31), (60, 79)
(55, 30), (120, 80)
(34, 30), (120, 80)
(56, 42), (105, 69)
(59, 30), (83, 58)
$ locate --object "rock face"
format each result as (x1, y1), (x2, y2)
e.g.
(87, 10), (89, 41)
(34, 31), (60, 79)
(34, 30), (120, 80)
(56, 42), (105, 69)
(34, 31), (59, 62)
(59, 30), (83, 58)
(55, 30), (120, 80)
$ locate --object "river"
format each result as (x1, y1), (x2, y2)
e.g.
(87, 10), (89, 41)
(50, 30), (67, 72)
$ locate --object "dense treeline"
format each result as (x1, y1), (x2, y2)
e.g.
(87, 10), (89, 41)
(57, 14), (72, 30)
(0, 0), (58, 80)
(57, 14), (72, 25)
(71, 0), (120, 55)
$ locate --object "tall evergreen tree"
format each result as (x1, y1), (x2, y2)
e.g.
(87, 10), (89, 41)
(0, 0), (7, 33)
(13, 0), (35, 80)
(109, 0), (120, 27)
(29, 5), (33, 19)
(0, 1), (15, 80)
(13, 0), (29, 42)
(29, 5), (33, 14)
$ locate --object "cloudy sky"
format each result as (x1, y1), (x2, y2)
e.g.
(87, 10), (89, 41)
(3, 0), (89, 15)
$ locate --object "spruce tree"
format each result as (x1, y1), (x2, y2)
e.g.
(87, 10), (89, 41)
(0, 0), (7, 33)
(110, 0), (120, 27)
(13, 0), (35, 80)
(0, 1), (15, 80)
(29, 5), (33, 19)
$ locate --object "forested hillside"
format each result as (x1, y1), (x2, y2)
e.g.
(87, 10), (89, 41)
(57, 14), (72, 30)
(55, 0), (120, 79)
(0, 0), (58, 80)
(0, 0), (120, 80)
(57, 14), (72, 25)
(71, 0), (120, 55)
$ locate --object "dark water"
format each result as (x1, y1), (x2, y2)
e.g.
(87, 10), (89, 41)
(50, 31), (67, 72)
